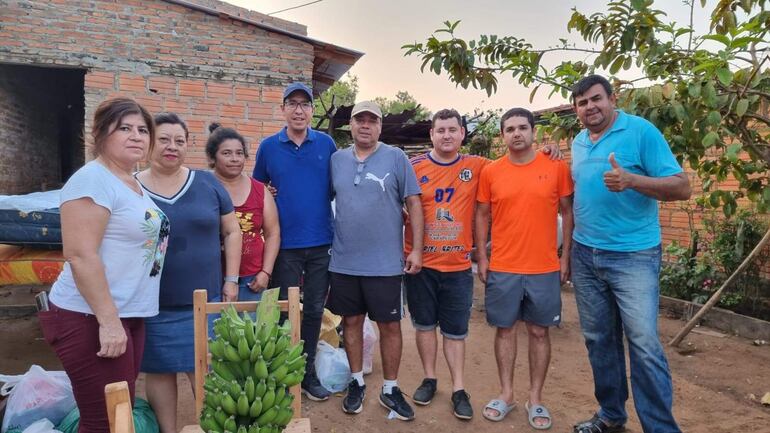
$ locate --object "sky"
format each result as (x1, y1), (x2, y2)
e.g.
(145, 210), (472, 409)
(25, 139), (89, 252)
(226, 0), (711, 115)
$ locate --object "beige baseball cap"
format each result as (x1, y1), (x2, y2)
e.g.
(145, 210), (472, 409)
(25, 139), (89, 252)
(351, 100), (382, 119)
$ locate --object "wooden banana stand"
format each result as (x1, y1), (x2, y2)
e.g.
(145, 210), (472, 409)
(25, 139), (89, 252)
(180, 287), (310, 433)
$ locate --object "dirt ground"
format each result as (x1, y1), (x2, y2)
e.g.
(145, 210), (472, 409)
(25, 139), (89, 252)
(2, 281), (769, 433)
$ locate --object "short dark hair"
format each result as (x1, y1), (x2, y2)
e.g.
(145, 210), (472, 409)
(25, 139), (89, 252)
(153, 112), (189, 139)
(500, 107), (534, 132)
(206, 122), (247, 167)
(571, 75), (613, 102)
(432, 109), (463, 128)
(91, 97), (154, 157)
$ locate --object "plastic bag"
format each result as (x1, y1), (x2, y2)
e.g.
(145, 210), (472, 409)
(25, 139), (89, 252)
(21, 420), (60, 433)
(362, 317), (378, 375)
(0, 365), (75, 433)
(56, 398), (158, 433)
(314, 340), (351, 393)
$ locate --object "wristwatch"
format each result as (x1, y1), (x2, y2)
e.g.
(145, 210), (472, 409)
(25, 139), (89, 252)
(223, 276), (238, 284)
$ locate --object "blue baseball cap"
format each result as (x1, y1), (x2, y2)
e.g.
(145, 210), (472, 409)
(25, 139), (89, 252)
(283, 82), (313, 102)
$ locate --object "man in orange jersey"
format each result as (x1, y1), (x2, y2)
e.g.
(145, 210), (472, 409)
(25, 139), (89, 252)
(404, 109), (562, 421)
(475, 108), (574, 428)
(404, 109), (489, 420)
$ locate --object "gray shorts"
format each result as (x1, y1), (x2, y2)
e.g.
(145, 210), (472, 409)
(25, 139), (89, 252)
(485, 270), (562, 328)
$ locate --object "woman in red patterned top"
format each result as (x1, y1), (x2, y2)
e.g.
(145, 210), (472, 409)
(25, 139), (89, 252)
(209, 123), (280, 300)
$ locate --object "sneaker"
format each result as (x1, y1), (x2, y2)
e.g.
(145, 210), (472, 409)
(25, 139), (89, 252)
(451, 390), (473, 420)
(301, 369), (331, 401)
(379, 386), (415, 421)
(413, 378), (437, 405)
(343, 380), (366, 414)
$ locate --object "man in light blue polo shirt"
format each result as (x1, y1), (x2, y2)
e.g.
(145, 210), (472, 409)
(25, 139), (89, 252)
(569, 75), (691, 433)
(252, 82), (336, 401)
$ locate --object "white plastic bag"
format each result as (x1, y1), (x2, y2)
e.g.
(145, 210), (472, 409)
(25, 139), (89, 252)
(20, 420), (61, 433)
(314, 340), (351, 393)
(0, 365), (75, 433)
(362, 317), (378, 375)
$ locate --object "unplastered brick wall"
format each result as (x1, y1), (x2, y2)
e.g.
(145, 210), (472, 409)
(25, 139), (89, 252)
(0, 0), (314, 172)
(0, 66), (64, 194)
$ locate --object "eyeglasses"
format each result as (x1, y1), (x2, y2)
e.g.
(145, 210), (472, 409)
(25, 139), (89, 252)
(353, 162), (365, 186)
(285, 101), (313, 110)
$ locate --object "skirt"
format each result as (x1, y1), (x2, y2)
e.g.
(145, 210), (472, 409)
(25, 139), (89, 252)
(140, 305), (217, 373)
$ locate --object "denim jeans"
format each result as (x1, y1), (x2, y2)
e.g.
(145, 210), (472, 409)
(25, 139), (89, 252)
(571, 241), (681, 433)
(238, 274), (262, 301)
(273, 245), (331, 365)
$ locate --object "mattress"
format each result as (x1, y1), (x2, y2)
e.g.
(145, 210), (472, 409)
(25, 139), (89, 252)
(0, 244), (64, 285)
(0, 209), (62, 249)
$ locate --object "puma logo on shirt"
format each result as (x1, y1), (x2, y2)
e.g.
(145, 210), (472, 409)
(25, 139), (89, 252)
(365, 172), (390, 191)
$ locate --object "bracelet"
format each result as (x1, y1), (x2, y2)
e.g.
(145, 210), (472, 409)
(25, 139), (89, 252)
(223, 276), (238, 284)
(258, 270), (272, 279)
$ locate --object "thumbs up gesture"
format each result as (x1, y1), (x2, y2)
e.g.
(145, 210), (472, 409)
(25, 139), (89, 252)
(603, 152), (633, 192)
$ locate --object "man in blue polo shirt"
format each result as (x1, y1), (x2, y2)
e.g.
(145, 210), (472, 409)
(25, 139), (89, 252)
(252, 82), (336, 401)
(569, 75), (691, 433)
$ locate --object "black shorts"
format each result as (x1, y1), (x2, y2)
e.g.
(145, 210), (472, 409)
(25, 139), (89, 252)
(405, 267), (473, 339)
(327, 272), (403, 322)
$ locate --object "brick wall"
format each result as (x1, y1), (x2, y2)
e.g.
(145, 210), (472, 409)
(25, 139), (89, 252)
(0, 0), (314, 175)
(0, 65), (84, 193)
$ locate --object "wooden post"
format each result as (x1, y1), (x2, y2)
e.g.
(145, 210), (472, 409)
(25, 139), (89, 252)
(193, 289), (208, 417)
(105, 381), (134, 433)
(669, 225), (770, 347)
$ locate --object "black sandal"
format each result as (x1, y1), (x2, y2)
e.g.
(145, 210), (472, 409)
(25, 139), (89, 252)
(573, 414), (626, 433)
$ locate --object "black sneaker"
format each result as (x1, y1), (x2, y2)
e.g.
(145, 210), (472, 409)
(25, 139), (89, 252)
(301, 369), (331, 401)
(379, 386), (415, 421)
(451, 390), (473, 420)
(413, 378), (437, 405)
(343, 380), (366, 414)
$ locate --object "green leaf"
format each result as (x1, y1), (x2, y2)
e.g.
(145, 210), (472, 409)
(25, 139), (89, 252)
(701, 34), (731, 46)
(706, 110), (722, 126)
(529, 85), (541, 103)
(702, 131), (720, 147)
(688, 83), (701, 98)
(692, 60), (719, 73)
(610, 56), (625, 74)
(716, 67), (733, 86)
(735, 98), (749, 117)
(726, 143), (742, 162)
(723, 201), (736, 218)
(630, 0), (645, 10)
(763, 187), (770, 202)
(709, 191), (721, 208)
(672, 103), (686, 121)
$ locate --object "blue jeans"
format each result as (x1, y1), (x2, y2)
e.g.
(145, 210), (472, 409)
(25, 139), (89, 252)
(571, 242), (680, 433)
(238, 274), (263, 302)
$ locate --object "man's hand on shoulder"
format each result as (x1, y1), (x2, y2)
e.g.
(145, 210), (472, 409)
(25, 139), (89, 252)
(267, 183), (278, 197)
(542, 143), (564, 160)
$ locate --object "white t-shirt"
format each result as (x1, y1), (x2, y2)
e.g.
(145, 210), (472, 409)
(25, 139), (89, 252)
(50, 161), (170, 317)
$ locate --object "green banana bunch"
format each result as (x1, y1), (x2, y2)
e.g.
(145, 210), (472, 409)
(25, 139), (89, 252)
(201, 289), (306, 433)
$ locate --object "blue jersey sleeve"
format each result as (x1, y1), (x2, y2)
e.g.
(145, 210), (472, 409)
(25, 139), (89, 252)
(252, 141), (270, 183)
(639, 121), (682, 178)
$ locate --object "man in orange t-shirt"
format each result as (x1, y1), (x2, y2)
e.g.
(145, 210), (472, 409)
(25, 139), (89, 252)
(475, 108), (574, 428)
(404, 109), (562, 421)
